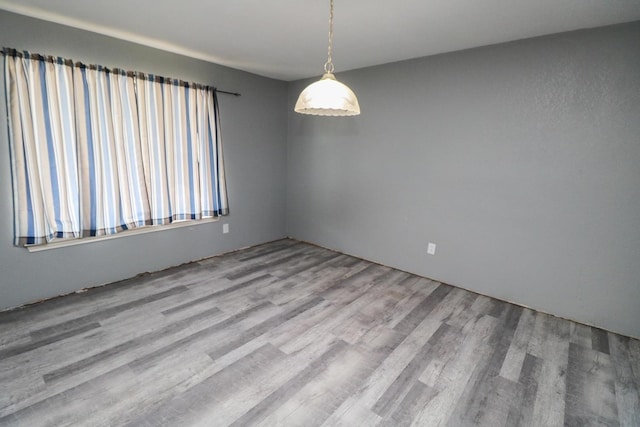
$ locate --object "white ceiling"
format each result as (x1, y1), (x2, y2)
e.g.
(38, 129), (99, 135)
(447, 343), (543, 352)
(1, 0), (640, 81)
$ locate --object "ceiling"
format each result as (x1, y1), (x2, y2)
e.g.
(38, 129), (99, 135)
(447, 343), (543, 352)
(1, 0), (640, 81)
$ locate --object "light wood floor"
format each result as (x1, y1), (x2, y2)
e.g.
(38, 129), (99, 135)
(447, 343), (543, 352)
(0, 239), (638, 426)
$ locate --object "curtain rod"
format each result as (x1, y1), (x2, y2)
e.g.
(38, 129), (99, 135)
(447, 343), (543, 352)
(3, 47), (241, 97)
(215, 89), (241, 97)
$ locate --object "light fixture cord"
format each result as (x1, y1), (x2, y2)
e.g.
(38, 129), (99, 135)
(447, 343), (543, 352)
(324, 0), (335, 74)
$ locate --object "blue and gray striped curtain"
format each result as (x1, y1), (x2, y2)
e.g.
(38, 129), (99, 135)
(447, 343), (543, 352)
(4, 49), (229, 246)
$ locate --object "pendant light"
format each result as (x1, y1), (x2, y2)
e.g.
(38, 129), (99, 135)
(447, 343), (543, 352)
(295, 0), (360, 116)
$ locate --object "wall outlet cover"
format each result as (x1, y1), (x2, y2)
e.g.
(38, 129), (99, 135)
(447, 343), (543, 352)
(427, 242), (436, 255)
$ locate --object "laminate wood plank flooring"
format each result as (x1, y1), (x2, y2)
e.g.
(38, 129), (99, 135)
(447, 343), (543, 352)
(0, 238), (639, 426)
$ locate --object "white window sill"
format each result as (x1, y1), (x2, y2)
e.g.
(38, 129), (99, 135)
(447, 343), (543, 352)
(26, 218), (220, 252)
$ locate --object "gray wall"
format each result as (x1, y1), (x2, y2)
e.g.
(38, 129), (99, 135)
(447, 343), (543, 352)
(0, 11), (288, 309)
(287, 22), (640, 338)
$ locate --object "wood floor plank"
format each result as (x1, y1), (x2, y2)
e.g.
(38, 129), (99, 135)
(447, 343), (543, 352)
(29, 285), (189, 340)
(228, 340), (349, 426)
(383, 279), (440, 330)
(527, 312), (571, 427)
(0, 307), (228, 416)
(506, 352), (543, 426)
(321, 396), (383, 427)
(565, 342), (619, 426)
(592, 327), (612, 355)
(265, 260), (372, 307)
(42, 307), (225, 384)
(128, 302), (282, 373)
(499, 307), (536, 382)
(372, 323), (451, 417)
(608, 334), (640, 427)
(410, 315), (498, 426)
(570, 321), (594, 349)
(207, 296), (324, 360)
(273, 252), (343, 280)
(122, 343), (287, 427)
(392, 283), (453, 335)
(204, 323), (343, 426)
(448, 305), (524, 425)
(380, 381), (436, 427)
(0, 264), (200, 330)
(161, 273), (272, 316)
(225, 252), (307, 281)
(417, 312), (472, 391)
(348, 289), (474, 413)
(0, 239), (638, 426)
(0, 364), (136, 426)
(0, 322), (101, 360)
(254, 344), (374, 427)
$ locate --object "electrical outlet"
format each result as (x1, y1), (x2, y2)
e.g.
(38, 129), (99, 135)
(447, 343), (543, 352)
(427, 242), (436, 255)
(223, 223), (229, 234)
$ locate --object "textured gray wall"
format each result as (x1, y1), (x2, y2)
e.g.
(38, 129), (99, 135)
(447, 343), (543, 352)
(287, 22), (640, 338)
(0, 11), (288, 309)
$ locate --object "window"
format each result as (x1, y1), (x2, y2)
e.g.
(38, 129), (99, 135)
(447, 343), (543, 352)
(4, 49), (229, 247)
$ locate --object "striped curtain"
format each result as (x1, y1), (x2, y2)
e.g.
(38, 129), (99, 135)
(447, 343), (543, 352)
(4, 49), (229, 247)
(136, 76), (229, 224)
(74, 66), (151, 236)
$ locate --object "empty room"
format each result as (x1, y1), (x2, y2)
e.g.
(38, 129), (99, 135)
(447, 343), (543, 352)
(0, 1), (639, 426)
